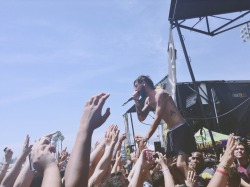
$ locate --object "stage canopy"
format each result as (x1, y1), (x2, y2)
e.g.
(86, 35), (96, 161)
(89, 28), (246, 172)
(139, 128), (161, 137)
(169, 0), (250, 21)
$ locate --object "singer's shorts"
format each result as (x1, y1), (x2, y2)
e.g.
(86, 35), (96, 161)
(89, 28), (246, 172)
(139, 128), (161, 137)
(165, 122), (197, 157)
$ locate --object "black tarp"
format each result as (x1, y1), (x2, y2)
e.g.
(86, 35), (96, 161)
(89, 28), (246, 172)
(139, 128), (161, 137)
(169, 0), (250, 21)
(176, 81), (250, 136)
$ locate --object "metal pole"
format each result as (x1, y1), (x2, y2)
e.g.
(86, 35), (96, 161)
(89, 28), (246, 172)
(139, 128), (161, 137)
(174, 21), (219, 160)
(129, 113), (137, 149)
(211, 88), (220, 132)
(211, 89), (219, 124)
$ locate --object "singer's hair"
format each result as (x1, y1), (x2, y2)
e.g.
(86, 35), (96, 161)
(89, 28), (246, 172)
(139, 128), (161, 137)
(134, 75), (155, 89)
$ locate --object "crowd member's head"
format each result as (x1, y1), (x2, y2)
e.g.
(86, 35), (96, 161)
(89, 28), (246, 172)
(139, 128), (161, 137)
(233, 140), (250, 184)
(133, 75), (155, 98)
(234, 141), (249, 163)
(151, 170), (164, 187)
(189, 151), (204, 173)
(101, 172), (129, 187)
(227, 167), (241, 187)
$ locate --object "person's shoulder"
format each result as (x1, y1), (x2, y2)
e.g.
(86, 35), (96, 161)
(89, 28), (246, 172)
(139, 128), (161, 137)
(156, 88), (170, 96)
(156, 90), (171, 101)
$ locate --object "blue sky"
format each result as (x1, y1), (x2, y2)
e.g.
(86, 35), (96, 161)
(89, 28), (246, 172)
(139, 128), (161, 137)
(0, 0), (250, 157)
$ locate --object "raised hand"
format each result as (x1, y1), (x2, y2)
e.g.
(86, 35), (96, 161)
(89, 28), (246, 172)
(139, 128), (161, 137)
(139, 142), (148, 153)
(0, 135), (33, 187)
(167, 156), (177, 169)
(104, 125), (119, 147)
(155, 152), (167, 167)
(155, 153), (177, 171)
(105, 128), (113, 147)
(64, 93), (111, 187)
(32, 144), (61, 187)
(22, 135), (33, 160)
(206, 134), (236, 187)
(185, 170), (198, 187)
(80, 93), (110, 132)
(32, 132), (57, 150)
(4, 148), (13, 164)
(32, 144), (57, 174)
(134, 135), (147, 142)
(220, 133), (236, 167)
(119, 133), (126, 143)
(59, 148), (68, 162)
(129, 149), (155, 187)
(111, 125), (119, 145)
(130, 151), (138, 164)
(111, 151), (123, 174)
(138, 149), (155, 170)
(154, 152), (175, 187)
(116, 152), (122, 166)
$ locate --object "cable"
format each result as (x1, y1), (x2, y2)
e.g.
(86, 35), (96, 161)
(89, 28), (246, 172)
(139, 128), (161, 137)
(139, 112), (155, 126)
(141, 122), (152, 126)
(186, 97), (250, 120)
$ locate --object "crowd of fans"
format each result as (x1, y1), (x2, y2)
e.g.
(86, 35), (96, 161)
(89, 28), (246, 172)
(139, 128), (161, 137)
(1, 93), (250, 187)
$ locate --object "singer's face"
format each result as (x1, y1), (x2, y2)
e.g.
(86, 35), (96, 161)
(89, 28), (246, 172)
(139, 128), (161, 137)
(140, 87), (147, 98)
(134, 81), (142, 92)
(134, 81), (147, 98)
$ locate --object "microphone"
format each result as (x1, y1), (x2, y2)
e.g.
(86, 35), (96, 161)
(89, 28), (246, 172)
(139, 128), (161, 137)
(122, 97), (133, 106)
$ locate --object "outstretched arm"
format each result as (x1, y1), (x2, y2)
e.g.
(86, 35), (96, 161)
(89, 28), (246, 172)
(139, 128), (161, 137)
(32, 144), (61, 187)
(89, 125), (116, 178)
(64, 93), (110, 187)
(128, 149), (155, 187)
(13, 158), (35, 187)
(13, 132), (56, 187)
(111, 152), (123, 174)
(145, 115), (162, 141)
(0, 148), (13, 184)
(0, 135), (32, 187)
(207, 134), (236, 187)
(88, 125), (119, 187)
(112, 133), (126, 161)
(89, 139), (105, 178)
(155, 152), (175, 187)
